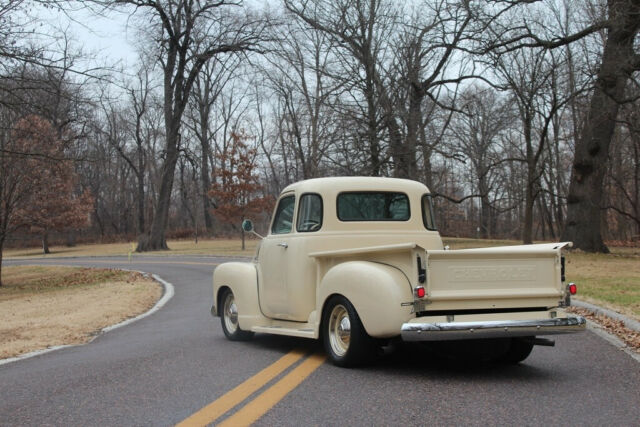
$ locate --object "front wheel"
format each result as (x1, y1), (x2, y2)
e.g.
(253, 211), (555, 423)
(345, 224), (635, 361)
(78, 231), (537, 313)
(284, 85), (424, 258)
(220, 289), (254, 341)
(322, 295), (375, 367)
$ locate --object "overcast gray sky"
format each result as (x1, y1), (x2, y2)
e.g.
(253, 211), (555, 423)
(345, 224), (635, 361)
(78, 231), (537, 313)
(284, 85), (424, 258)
(39, 4), (139, 68)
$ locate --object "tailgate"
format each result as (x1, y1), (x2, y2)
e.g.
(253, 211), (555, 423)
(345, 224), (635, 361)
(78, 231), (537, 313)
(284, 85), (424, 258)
(423, 243), (570, 311)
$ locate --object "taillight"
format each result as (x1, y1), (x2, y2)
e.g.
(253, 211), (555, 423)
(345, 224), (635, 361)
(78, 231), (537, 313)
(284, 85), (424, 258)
(568, 283), (577, 295)
(415, 286), (426, 298)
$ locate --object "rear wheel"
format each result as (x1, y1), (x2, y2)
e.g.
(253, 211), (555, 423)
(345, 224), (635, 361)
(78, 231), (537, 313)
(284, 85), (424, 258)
(499, 337), (534, 364)
(322, 295), (375, 367)
(220, 289), (254, 341)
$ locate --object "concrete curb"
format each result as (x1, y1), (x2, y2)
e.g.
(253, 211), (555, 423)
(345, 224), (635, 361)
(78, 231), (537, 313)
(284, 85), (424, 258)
(573, 299), (640, 332)
(572, 299), (640, 364)
(0, 272), (174, 367)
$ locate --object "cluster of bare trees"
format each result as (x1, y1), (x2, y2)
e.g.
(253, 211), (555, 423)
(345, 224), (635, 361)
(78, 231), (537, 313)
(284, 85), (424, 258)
(1, 0), (639, 259)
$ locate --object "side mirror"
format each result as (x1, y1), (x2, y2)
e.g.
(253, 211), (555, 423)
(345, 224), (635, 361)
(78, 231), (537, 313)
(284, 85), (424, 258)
(241, 219), (254, 232)
(241, 218), (263, 239)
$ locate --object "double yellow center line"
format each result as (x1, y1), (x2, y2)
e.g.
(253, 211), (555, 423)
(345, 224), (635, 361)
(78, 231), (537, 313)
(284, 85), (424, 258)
(177, 350), (326, 426)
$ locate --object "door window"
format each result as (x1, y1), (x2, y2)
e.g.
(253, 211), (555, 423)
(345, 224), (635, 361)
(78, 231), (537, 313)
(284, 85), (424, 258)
(271, 195), (296, 234)
(297, 193), (323, 232)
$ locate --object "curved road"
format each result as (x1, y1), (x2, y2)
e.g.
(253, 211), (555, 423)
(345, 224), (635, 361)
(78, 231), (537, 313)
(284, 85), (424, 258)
(1, 256), (639, 426)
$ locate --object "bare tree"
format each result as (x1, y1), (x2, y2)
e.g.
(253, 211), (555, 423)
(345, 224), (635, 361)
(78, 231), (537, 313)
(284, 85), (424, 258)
(186, 56), (238, 233)
(386, 1), (481, 180)
(101, 0), (267, 251)
(605, 97), (640, 239)
(260, 14), (342, 181)
(492, 44), (570, 244)
(483, 0), (640, 251)
(97, 61), (154, 237)
(284, 0), (397, 176)
(448, 86), (512, 238)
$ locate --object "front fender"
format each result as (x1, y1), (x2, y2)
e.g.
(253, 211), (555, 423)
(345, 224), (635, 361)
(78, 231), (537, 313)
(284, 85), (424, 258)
(213, 262), (264, 329)
(318, 261), (414, 338)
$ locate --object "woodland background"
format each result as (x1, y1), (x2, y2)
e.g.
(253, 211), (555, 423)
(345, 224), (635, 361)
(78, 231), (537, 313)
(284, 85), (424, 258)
(1, 0), (639, 262)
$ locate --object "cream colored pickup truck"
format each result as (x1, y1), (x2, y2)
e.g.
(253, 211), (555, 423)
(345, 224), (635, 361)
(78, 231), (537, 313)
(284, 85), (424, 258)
(212, 177), (585, 367)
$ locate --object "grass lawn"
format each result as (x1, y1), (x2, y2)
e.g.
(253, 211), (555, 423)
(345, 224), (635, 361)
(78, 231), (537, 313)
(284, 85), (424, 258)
(3, 238), (260, 258)
(0, 266), (161, 359)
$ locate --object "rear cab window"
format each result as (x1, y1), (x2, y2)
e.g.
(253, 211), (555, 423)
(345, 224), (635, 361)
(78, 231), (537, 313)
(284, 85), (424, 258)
(337, 192), (410, 221)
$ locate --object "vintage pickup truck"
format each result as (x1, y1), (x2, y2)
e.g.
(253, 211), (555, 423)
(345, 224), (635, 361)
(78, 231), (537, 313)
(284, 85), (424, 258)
(212, 177), (585, 367)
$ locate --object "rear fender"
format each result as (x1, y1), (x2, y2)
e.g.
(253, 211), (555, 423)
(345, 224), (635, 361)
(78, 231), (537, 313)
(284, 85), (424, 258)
(318, 261), (414, 338)
(213, 262), (264, 329)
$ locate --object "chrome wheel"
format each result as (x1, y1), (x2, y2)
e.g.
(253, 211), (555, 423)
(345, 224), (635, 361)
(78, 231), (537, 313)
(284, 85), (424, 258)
(223, 292), (239, 335)
(322, 296), (375, 367)
(328, 304), (351, 357)
(219, 289), (253, 341)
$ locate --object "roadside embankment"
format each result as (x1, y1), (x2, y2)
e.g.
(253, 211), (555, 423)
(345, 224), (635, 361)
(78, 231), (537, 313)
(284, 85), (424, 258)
(0, 266), (162, 359)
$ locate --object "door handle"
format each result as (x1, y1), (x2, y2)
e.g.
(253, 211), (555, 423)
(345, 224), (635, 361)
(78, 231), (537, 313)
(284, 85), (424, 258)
(277, 242), (288, 249)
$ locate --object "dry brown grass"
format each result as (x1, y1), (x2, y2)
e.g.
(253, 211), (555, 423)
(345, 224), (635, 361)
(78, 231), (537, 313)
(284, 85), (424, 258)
(3, 238), (259, 258)
(0, 266), (162, 359)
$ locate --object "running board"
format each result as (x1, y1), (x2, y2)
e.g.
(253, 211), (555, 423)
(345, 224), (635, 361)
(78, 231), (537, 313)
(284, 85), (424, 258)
(251, 325), (317, 339)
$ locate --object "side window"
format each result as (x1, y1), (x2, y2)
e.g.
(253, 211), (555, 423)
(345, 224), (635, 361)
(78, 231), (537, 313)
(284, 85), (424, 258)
(297, 193), (323, 232)
(422, 194), (437, 231)
(271, 195), (296, 234)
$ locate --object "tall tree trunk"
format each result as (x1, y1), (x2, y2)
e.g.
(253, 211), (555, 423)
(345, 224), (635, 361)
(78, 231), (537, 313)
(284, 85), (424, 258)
(420, 128), (434, 189)
(137, 126), (179, 252)
(386, 114), (406, 178)
(561, 2), (637, 252)
(397, 84), (421, 179)
(137, 170), (145, 235)
(523, 166), (536, 244)
(480, 194), (491, 239)
(42, 231), (50, 254)
(0, 238), (4, 287)
(366, 87), (380, 176)
(521, 117), (534, 244)
(200, 136), (214, 232)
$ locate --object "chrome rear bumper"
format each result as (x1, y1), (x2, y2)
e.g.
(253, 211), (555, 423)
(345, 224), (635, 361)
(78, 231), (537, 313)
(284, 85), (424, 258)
(401, 315), (586, 341)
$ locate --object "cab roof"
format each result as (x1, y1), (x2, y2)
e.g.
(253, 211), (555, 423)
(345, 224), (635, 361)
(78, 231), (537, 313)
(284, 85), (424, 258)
(280, 177), (431, 196)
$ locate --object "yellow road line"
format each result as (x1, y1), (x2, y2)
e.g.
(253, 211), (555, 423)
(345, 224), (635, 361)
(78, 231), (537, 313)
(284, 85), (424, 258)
(176, 350), (306, 427)
(218, 354), (327, 427)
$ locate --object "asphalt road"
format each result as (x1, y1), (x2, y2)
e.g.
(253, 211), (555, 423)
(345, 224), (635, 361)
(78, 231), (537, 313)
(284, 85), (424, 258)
(1, 256), (639, 426)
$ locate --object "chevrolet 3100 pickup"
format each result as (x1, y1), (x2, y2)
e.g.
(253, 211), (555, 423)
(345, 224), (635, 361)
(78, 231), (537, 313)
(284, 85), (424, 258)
(211, 177), (585, 367)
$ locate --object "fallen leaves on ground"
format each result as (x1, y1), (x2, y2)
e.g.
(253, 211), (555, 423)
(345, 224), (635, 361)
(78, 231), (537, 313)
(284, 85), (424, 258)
(568, 306), (640, 354)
